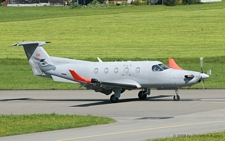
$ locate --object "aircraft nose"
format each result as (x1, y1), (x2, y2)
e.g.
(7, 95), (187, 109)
(200, 73), (209, 80)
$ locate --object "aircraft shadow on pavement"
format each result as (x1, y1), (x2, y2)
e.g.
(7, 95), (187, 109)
(148, 95), (194, 101)
(0, 98), (32, 101)
(0, 95), (194, 107)
(71, 95), (194, 107)
(136, 117), (174, 120)
(0, 98), (108, 102)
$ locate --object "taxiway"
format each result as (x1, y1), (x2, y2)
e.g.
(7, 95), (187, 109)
(0, 90), (225, 141)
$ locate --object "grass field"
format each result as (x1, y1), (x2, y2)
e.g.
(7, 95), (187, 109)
(0, 2), (225, 89)
(0, 113), (115, 137)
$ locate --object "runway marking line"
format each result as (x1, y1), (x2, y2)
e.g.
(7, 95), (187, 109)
(57, 120), (225, 141)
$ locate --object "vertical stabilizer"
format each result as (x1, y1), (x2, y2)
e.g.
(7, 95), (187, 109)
(12, 41), (55, 77)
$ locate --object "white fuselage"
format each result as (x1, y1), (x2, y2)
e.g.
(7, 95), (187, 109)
(47, 56), (203, 89)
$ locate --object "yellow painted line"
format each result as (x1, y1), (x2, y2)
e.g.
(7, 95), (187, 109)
(57, 120), (225, 141)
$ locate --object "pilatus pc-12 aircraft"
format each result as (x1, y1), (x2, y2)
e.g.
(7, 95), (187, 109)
(13, 41), (211, 103)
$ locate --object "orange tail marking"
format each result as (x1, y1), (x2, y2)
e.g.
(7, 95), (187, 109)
(69, 70), (91, 83)
(168, 58), (183, 70)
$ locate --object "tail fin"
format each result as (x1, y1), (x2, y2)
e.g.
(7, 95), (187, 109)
(12, 41), (55, 77)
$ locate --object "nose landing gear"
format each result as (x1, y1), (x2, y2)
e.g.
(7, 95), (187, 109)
(173, 89), (180, 101)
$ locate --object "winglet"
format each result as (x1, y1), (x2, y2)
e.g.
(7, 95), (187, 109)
(69, 70), (98, 83)
(168, 58), (183, 70)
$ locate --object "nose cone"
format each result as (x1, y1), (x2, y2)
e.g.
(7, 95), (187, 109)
(200, 73), (209, 80)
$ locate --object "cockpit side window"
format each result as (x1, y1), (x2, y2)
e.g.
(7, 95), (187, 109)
(152, 64), (169, 72)
(158, 64), (169, 70)
(152, 65), (163, 72)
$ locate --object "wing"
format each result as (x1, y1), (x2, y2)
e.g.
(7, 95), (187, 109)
(99, 79), (141, 89)
(168, 58), (183, 70)
(69, 69), (141, 89)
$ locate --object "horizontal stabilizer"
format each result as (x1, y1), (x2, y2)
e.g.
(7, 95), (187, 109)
(12, 41), (50, 47)
(168, 58), (183, 70)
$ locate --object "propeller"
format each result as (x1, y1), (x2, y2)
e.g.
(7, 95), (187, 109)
(199, 57), (211, 92)
(200, 57), (204, 73)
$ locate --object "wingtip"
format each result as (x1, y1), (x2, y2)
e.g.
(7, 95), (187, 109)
(69, 69), (92, 83)
(168, 58), (183, 70)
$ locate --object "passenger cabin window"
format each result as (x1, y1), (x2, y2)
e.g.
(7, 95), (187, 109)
(152, 64), (169, 72)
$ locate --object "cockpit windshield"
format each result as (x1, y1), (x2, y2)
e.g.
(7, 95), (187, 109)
(152, 64), (169, 72)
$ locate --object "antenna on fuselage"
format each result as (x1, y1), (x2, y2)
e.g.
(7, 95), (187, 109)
(97, 57), (103, 62)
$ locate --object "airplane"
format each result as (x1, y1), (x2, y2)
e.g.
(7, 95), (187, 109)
(12, 41), (211, 103)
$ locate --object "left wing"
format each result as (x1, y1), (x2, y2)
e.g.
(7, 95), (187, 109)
(69, 69), (141, 89)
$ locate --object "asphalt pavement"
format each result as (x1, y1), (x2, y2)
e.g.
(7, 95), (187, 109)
(0, 89), (225, 141)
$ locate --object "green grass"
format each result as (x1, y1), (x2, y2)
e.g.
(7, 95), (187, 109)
(0, 2), (225, 89)
(0, 113), (115, 137)
(150, 132), (225, 141)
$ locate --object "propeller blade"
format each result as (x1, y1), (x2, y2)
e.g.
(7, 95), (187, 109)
(207, 69), (212, 76)
(201, 79), (205, 93)
(201, 79), (205, 90)
(200, 57), (204, 73)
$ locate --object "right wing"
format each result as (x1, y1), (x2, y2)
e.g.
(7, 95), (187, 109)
(99, 79), (141, 89)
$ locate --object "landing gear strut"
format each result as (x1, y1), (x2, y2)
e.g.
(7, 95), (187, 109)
(173, 89), (180, 101)
(138, 88), (150, 100)
(110, 88), (121, 103)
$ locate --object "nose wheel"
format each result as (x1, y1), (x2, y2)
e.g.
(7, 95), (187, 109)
(173, 89), (180, 101)
(173, 95), (180, 101)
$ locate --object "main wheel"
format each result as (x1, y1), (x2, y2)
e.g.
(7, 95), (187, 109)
(138, 91), (147, 100)
(110, 94), (119, 103)
(173, 95), (180, 101)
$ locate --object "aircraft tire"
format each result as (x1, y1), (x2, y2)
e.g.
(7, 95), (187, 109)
(138, 91), (147, 100)
(173, 95), (180, 101)
(110, 94), (119, 103)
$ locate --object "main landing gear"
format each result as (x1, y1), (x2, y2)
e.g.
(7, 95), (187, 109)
(173, 89), (180, 101)
(110, 88), (121, 103)
(110, 88), (151, 103)
(138, 88), (151, 100)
